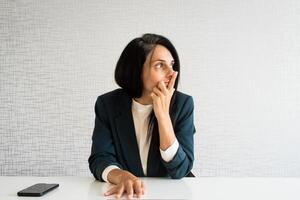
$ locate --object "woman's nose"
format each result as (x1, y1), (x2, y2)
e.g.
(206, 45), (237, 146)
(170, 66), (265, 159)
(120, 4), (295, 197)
(166, 67), (174, 77)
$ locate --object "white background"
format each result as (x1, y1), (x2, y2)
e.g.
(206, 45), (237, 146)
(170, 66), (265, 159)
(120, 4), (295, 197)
(1, 0), (299, 176)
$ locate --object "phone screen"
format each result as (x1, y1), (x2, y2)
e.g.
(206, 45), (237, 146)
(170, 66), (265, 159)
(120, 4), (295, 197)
(17, 183), (59, 196)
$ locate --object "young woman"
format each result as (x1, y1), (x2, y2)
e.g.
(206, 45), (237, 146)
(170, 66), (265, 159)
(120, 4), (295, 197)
(88, 33), (196, 199)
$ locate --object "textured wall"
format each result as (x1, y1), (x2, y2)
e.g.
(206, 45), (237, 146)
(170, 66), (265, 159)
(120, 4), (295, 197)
(1, 0), (300, 176)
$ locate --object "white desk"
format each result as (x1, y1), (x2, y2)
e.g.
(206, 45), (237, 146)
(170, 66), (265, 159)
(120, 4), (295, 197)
(0, 176), (299, 200)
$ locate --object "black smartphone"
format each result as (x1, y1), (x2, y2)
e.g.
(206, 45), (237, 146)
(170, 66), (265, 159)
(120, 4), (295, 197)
(17, 183), (59, 197)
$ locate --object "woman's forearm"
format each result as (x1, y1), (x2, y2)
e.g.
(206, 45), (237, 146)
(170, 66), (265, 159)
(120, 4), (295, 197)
(157, 115), (176, 150)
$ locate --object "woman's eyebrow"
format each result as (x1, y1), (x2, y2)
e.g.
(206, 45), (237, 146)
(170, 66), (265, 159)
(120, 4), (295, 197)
(152, 59), (175, 63)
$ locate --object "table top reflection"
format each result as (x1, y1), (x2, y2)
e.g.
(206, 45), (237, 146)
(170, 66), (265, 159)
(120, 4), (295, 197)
(0, 176), (299, 200)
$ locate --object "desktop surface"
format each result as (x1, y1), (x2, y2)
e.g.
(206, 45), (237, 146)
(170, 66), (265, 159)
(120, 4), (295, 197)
(0, 176), (299, 200)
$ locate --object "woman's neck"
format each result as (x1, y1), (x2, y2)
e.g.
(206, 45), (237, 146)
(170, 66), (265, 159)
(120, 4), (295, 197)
(134, 93), (152, 105)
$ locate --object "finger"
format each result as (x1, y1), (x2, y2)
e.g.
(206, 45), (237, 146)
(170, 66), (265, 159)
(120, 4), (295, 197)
(167, 71), (178, 90)
(104, 186), (117, 196)
(153, 86), (164, 97)
(141, 181), (145, 195)
(125, 181), (133, 199)
(150, 93), (160, 108)
(158, 81), (168, 95)
(150, 92), (159, 100)
(141, 180), (145, 190)
(115, 184), (124, 199)
(133, 180), (143, 198)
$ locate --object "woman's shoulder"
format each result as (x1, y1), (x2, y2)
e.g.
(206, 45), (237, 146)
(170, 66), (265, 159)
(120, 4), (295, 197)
(174, 90), (193, 102)
(96, 88), (130, 106)
(173, 90), (194, 110)
(97, 88), (125, 99)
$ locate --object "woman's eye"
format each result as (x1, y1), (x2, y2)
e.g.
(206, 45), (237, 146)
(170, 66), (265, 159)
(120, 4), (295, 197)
(155, 63), (163, 68)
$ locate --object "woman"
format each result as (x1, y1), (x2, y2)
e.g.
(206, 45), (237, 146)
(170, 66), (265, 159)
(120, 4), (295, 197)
(88, 33), (196, 199)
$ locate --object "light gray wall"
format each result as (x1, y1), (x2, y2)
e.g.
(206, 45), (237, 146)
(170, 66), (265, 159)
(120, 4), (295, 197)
(1, 0), (299, 176)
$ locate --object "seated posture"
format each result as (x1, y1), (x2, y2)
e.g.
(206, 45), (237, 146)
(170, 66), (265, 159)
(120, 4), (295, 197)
(88, 33), (196, 199)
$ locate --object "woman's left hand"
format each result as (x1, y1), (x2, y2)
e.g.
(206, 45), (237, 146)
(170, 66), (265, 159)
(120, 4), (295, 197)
(151, 71), (178, 120)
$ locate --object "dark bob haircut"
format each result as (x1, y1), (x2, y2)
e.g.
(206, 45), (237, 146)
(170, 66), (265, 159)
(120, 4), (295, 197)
(114, 33), (180, 98)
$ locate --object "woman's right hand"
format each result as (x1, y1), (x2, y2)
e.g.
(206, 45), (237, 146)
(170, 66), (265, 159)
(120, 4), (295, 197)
(104, 169), (145, 199)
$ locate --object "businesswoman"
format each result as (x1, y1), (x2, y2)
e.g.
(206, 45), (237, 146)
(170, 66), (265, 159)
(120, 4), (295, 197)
(88, 33), (196, 199)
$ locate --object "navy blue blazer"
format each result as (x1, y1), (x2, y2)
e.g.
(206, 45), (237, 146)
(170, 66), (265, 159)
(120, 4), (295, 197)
(88, 88), (195, 181)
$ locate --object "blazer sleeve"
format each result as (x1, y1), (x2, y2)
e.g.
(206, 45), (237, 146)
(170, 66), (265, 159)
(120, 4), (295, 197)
(88, 96), (123, 181)
(161, 96), (196, 179)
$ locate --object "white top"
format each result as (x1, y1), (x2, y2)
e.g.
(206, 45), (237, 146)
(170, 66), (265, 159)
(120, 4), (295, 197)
(131, 98), (153, 175)
(102, 98), (179, 183)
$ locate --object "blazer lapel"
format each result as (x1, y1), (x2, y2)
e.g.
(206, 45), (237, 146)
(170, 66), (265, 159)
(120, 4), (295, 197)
(114, 92), (144, 177)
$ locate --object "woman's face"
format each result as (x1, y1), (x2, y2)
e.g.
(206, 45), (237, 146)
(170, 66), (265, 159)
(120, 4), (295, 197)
(141, 44), (175, 96)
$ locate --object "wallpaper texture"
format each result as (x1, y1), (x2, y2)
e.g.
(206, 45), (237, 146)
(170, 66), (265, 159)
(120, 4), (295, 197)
(1, 0), (300, 176)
